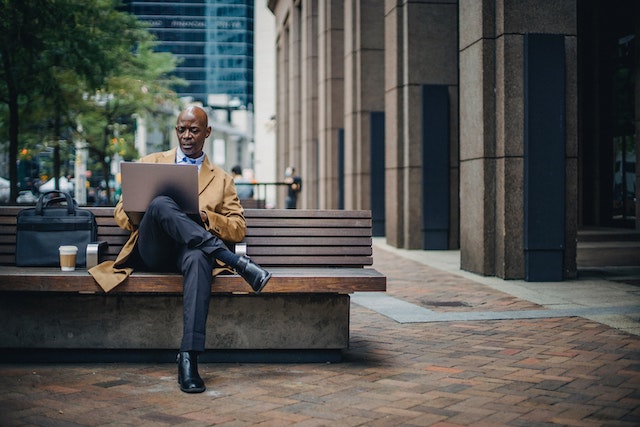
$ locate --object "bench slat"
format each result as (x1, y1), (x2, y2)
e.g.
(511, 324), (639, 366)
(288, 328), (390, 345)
(0, 267), (385, 294)
(247, 256), (374, 266)
(244, 236), (371, 246)
(243, 209), (372, 219)
(248, 246), (371, 256)
(245, 228), (371, 237)
(0, 253), (374, 267)
(244, 218), (371, 228)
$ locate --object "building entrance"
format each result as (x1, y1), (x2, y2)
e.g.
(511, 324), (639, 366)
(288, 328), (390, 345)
(579, 0), (638, 229)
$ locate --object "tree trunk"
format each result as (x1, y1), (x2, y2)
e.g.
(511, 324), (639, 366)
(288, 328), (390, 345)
(2, 47), (20, 202)
(102, 126), (112, 204)
(53, 102), (62, 191)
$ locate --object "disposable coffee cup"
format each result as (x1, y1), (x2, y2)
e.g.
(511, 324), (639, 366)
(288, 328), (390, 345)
(59, 245), (78, 271)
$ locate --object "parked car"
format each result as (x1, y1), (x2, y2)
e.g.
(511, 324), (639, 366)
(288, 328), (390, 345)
(16, 191), (39, 205)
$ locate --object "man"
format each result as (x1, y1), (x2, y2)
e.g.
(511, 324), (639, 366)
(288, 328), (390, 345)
(231, 165), (254, 199)
(89, 105), (271, 394)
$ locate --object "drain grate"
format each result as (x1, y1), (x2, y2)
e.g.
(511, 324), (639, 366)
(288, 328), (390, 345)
(423, 300), (471, 307)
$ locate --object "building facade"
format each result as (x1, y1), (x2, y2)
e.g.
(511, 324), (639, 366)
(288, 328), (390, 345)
(268, 0), (639, 281)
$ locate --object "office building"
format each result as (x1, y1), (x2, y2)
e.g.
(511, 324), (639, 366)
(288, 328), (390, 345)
(268, 0), (639, 281)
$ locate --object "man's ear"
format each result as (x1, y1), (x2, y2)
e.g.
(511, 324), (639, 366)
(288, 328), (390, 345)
(205, 126), (212, 138)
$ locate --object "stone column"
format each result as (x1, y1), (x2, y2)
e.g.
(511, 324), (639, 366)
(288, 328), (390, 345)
(318, 0), (344, 209)
(272, 8), (289, 209)
(300, 0), (319, 208)
(384, 0), (458, 249)
(459, 0), (497, 275)
(636, 10), (640, 230)
(269, 1), (303, 208)
(459, 0), (578, 279)
(343, 0), (385, 210)
(287, 5), (302, 206)
(384, 0), (404, 247)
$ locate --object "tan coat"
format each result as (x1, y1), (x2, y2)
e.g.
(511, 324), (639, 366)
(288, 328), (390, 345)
(89, 148), (246, 292)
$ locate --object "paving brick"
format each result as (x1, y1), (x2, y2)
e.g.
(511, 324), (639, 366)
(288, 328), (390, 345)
(1, 245), (639, 426)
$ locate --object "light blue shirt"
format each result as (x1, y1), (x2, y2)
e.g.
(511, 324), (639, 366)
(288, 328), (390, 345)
(176, 147), (205, 172)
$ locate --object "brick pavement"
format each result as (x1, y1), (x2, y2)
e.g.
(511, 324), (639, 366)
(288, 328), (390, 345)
(1, 246), (639, 426)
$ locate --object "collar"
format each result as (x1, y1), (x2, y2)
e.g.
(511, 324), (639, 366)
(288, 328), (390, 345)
(176, 147), (205, 170)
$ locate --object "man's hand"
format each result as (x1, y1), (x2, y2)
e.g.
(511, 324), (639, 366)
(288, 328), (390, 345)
(200, 211), (209, 225)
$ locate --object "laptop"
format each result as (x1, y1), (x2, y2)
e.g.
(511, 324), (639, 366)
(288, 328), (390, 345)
(120, 162), (199, 223)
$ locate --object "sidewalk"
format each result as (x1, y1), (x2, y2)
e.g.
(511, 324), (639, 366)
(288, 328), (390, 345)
(1, 241), (639, 426)
(368, 238), (640, 336)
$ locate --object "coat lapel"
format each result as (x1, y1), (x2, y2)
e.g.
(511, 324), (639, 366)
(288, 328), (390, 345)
(198, 155), (216, 195)
(157, 149), (176, 164)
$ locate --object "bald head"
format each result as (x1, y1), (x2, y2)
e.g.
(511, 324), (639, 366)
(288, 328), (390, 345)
(178, 105), (209, 127)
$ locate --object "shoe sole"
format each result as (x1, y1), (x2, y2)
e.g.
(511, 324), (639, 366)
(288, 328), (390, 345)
(178, 375), (206, 393)
(180, 385), (206, 393)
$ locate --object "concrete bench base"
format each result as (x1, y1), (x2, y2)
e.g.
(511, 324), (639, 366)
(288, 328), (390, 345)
(0, 293), (350, 360)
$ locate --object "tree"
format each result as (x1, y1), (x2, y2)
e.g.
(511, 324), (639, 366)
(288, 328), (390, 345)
(78, 39), (183, 203)
(0, 0), (181, 202)
(0, 0), (62, 200)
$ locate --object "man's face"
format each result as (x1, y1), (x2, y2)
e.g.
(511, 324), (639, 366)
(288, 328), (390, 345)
(175, 109), (211, 158)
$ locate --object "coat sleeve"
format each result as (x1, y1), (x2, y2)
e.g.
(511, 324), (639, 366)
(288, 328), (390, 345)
(201, 175), (246, 243)
(113, 197), (137, 231)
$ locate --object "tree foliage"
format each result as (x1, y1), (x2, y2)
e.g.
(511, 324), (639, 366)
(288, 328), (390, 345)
(0, 0), (182, 202)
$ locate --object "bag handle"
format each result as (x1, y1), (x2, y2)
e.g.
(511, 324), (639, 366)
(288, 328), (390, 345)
(35, 191), (76, 215)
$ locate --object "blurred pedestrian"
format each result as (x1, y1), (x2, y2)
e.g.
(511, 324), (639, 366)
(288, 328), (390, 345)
(231, 165), (253, 199)
(284, 166), (302, 209)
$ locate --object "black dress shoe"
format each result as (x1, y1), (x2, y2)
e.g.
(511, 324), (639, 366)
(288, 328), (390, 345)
(177, 351), (206, 393)
(236, 256), (272, 293)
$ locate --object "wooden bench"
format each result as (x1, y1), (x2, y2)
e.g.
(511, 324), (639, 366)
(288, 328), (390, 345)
(0, 206), (385, 362)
